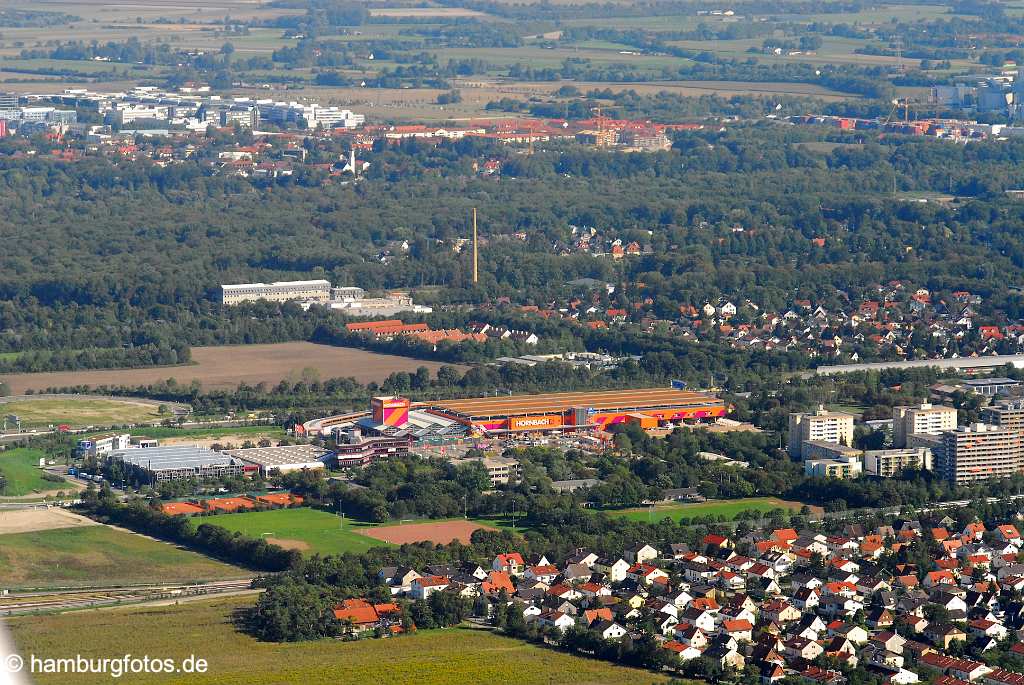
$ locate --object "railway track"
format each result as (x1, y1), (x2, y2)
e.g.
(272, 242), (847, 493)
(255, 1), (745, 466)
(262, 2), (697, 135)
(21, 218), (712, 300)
(0, 579), (254, 615)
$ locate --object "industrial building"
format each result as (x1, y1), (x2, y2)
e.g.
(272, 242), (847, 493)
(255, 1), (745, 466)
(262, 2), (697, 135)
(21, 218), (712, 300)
(108, 445), (254, 483)
(220, 279), (332, 305)
(892, 403), (958, 448)
(787, 408), (855, 459)
(934, 423), (1022, 485)
(225, 445), (331, 477)
(326, 289), (433, 317)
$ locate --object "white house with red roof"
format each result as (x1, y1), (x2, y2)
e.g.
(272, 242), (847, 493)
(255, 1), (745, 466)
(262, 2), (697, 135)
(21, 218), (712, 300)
(411, 575), (450, 600)
(493, 553), (525, 575)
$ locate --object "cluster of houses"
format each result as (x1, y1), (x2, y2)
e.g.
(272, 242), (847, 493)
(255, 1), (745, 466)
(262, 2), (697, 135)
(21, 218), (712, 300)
(343, 319), (538, 351)
(494, 279), (1024, 362)
(369, 515), (1024, 684)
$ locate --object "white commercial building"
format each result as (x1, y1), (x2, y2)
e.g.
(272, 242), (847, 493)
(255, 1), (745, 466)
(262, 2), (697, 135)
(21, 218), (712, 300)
(258, 101), (364, 129)
(226, 445), (331, 477)
(220, 279), (332, 305)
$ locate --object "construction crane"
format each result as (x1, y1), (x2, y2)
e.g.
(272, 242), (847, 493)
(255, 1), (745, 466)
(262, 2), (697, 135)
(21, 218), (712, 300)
(884, 97), (918, 125)
(525, 119), (537, 155)
(590, 106), (612, 147)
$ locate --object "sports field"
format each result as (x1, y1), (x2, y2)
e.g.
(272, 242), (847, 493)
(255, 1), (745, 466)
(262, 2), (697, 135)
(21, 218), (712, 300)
(1, 342), (466, 394)
(0, 526), (248, 589)
(200, 507), (388, 555)
(607, 497), (809, 523)
(364, 519), (496, 545)
(0, 448), (66, 496)
(7, 597), (675, 685)
(0, 397), (163, 428)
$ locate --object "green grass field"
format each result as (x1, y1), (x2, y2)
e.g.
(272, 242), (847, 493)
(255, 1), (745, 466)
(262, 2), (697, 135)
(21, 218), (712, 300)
(0, 397), (162, 428)
(606, 497), (804, 523)
(200, 507), (388, 555)
(0, 447), (65, 496)
(0, 526), (248, 589)
(8, 597), (676, 685)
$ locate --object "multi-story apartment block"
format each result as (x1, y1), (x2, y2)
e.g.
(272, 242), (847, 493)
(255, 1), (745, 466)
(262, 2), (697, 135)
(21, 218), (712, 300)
(450, 455), (522, 487)
(935, 423), (1022, 485)
(981, 399), (1024, 433)
(804, 455), (862, 479)
(220, 279), (332, 305)
(787, 408), (855, 459)
(892, 403), (957, 448)
(863, 447), (933, 477)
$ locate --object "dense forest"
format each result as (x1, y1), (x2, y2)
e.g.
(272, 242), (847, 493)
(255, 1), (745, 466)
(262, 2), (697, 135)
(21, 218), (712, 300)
(5, 124), (1024, 375)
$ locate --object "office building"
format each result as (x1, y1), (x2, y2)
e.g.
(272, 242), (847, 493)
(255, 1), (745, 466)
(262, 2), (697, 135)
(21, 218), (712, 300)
(0, 92), (18, 110)
(330, 428), (412, 467)
(258, 101), (363, 129)
(76, 433), (131, 458)
(220, 105), (259, 128)
(892, 403), (958, 447)
(981, 399), (1024, 432)
(863, 447), (932, 477)
(787, 407), (855, 459)
(220, 279), (332, 305)
(115, 104), (171, 125)
(935, 423), (1022, 485)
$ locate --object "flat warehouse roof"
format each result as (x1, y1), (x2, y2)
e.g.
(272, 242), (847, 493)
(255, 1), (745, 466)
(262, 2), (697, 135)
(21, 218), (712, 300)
(427, 388), (722, 418)
(110, 445), (241, 470)
(225, 445), (331, 467)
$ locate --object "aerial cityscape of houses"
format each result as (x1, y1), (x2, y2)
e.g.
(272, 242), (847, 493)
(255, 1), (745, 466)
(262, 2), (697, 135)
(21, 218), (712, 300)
(339, 513), (1024, 685)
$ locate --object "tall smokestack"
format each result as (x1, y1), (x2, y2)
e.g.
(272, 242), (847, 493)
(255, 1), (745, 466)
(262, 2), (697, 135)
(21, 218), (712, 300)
(472, 208), (479, 284)
(349, 148), (356, 176)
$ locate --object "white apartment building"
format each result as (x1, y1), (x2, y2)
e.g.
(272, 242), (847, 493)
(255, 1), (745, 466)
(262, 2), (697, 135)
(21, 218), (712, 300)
(804, 455), (862, 479)
(863, 447), (933, 477)
(892, 403), (957, 448)
(220, 279), (332, 305)
(787, 407), (855, 458)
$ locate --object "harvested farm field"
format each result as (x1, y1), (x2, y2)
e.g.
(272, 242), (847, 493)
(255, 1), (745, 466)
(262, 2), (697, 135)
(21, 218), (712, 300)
(364, 519), (496, 545)
(0, 343), (467, 393)
(0, 508), (96, 535)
